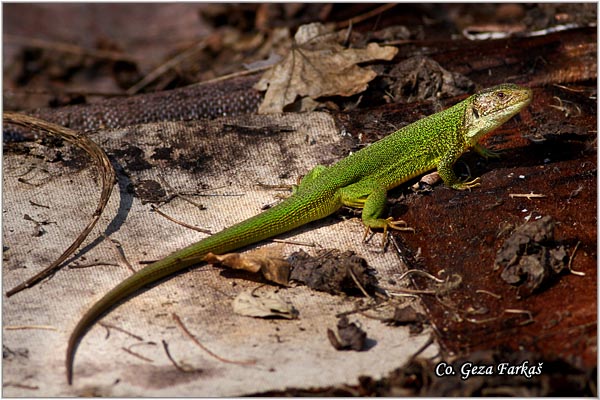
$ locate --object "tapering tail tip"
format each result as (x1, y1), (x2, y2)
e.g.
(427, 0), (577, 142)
(66, 334), (77, 385)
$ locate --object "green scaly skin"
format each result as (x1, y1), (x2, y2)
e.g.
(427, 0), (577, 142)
(66, 83), (532, 384)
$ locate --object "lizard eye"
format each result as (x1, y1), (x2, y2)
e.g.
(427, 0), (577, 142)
(496, 91), (505, 98)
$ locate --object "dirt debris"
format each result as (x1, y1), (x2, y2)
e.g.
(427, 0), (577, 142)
(495, 215), (569, 297)
(386, 56), (474, 103)
(254, 348), (596, 396)
(288, 249), (378, 296)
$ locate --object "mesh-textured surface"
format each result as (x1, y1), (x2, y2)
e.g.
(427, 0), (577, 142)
(3, 112), (436, 396)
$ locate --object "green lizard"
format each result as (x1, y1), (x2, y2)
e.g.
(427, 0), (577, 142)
(66, 83), (532, 384)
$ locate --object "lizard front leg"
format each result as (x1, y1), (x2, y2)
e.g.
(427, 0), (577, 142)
(438, 144), (481, 190)
(339, 182), (413, 247)
(474, 143), (501, 159)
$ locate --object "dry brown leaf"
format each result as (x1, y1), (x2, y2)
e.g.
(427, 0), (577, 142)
(254, 22), (398, 113)
(327, 315), (367, 351)
(204, 246), (290, 285)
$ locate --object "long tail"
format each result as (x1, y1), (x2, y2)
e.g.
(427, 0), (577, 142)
(65, 193), (337, 384)
(65, 246), (205, 384)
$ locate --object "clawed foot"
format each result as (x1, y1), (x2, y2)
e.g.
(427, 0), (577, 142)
(363, 217), (415, 248)
(475, 144), (502, 159)
(451, 177), (481, 191)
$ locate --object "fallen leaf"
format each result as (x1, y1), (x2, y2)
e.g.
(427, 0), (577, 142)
(204, 246), (290, 286)
(254, 22), (398, 113)
(383, 306), (427, 334)
(327, 315), (367, 351)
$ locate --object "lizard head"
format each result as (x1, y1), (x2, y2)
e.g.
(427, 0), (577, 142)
(463, 83), (532, 145)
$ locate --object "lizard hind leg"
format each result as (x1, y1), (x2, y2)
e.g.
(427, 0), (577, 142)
(270, 165), (328, 202)
(293, 165), (328, 195)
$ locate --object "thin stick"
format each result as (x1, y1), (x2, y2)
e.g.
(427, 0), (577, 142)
(475, 289), (502, 299)
(173, 313), (256, 366)
(98, 322), (144, 341)
(335, 4), (398, 29)
(504, 308), (534, 326)
(29, 200), (50, 209)
(3, 382), (39, 390)
(191, 66), (268, 87)
(408, 336), (435, 363)
(4, 325), (58, 331)
(68, 262), (120, 269)
(103, 235), (137, 274)
(347, 267), (372, 299)
(386, 288), (437, 296)
(157, 176), (207, 210)
(271, 238), (317, 246)
(126, 41), (205, 94)
(161, 340), (198, 373)
(4, 34), (137, 63)
(150, 205), (212, 234)
(5, 112), (116, 297)
(122, 347), (154, 363)
(567, 241), (585, 276)
(395, 269), (446, 284)
(508, 192), (546, 199)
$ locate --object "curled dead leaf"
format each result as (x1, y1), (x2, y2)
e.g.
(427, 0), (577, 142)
(327, 315), (367, 351)
(204, 246), (290, 286)
(255, 22), (398, 113)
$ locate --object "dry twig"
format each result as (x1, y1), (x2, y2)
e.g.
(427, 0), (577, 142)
(4, 34), (137, 63)
(150, 205), (212, 234)
(173, 313), (256, 366)
(4, 112), (116, 297)
(98, 322), (144, 341)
